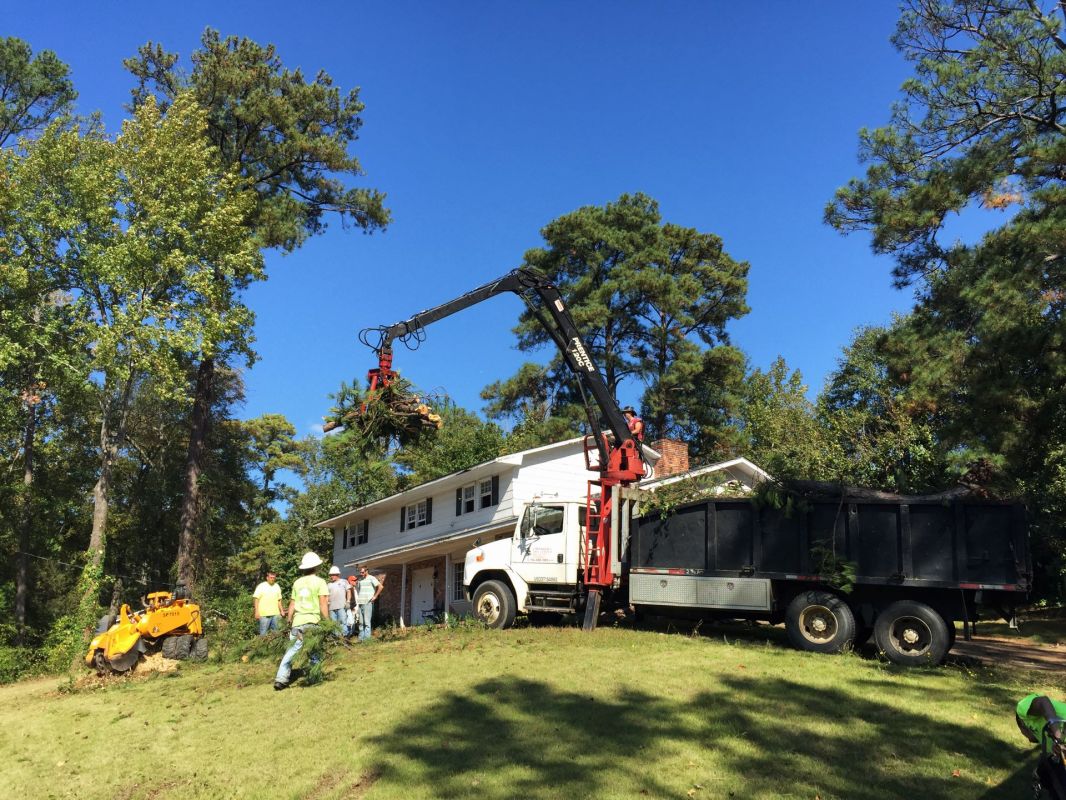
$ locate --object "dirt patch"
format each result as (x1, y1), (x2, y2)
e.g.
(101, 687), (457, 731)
(305, 767), (380, 800)
(346, 768), (382, 798)
(951, 635), (1065, 672)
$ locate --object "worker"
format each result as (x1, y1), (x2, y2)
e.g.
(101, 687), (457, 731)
(273, 551), (329, 690)
(346, 574), (359, 638)
(252, 570), (283, 636)
(623, 406), (644, 442)
(326, 565), (349, 635)
(1017, 693), (1066, 756)
(354, 565), (383, 641)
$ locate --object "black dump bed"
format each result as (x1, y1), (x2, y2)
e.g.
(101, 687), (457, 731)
(631, 496), (1031, 591)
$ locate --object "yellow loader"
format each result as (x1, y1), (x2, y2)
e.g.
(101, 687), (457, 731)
(85, 591), (207, 673)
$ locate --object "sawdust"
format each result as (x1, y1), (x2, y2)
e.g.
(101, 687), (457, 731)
(139, 652), (179, 673)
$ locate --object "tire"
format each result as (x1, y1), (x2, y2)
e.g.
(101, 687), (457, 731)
(189, 636), (208, 661)
(162, 634), (193, 660)
(785, 590), (857, 654)
(472, 580), (516, 629)
(946, 623), (957, 652)
(873, 601), (950, 666)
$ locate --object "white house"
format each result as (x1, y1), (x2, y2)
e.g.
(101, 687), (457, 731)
(317, 437), (768, 625)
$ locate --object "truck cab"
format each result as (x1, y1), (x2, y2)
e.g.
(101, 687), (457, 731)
(463, 498), (587, 627)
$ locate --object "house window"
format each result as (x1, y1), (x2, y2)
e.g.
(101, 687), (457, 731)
(456, 476), (499, 516)
(402, 498), (431, 530)
(343, 520), (368, 548)
(453, 562), (465, 601)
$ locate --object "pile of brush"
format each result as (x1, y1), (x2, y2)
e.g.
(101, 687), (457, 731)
(322, 377), (442, 448)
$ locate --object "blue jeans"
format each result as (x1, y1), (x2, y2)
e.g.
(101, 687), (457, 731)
(275, 623), (319, 685)
(358, 602), (373, 641)
(258, 615), (280, 636)
(329, 608), (347, 636)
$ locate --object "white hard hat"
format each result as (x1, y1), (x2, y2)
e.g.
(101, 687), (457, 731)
(329, 565), (341, 575)
(298, 551), (323, 570)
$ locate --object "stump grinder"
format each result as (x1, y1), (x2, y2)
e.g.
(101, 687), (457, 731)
(85, 590), (207, 673)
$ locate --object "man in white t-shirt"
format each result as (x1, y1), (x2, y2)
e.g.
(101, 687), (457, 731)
(252, 570), (283, 636)
(354, 565), (383, 641)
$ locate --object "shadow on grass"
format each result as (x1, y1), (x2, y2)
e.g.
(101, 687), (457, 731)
(367, 672), (1034, 799)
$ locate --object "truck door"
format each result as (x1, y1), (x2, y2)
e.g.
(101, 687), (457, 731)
(513, 504), (568, 585)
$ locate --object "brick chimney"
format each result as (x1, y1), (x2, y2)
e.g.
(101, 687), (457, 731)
(650, 438), (690, 478)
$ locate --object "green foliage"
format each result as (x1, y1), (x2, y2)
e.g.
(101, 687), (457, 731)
(0, 645), (45, 684)
(0, 37), (76, 147)
(736, 357), (843, 481)
(124, 29), (390, 251)
(393, 400), (505, 486)
(810, 543), (858, 595)
(826, 0), (1066, 600)
(289, 619), (344, 685)
(482, 193), (749, 451)
(640, 473), (741, 518)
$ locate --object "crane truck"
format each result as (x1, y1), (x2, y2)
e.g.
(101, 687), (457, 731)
(364, 268), (1032, 666)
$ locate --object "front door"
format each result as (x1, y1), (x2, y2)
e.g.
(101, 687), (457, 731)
(411, 567), (435, 624)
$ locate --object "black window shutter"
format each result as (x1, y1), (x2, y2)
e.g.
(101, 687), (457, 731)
(456, 488), (463, 516)
(491, 475), (499, 506)
(426, 497), (433, 524)
(400, 506), (406, 531)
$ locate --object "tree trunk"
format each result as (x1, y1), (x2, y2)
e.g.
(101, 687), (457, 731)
(175, 356), (214, 596)
(14, 401), (35, 642)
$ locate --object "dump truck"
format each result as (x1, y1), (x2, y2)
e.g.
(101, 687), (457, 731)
(359, 266), (1031, 665)
(462, 488), (1031, 665)
(86, 590), (207, 672)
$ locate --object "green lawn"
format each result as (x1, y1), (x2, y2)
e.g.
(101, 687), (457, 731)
(1, 622), (1057, 800)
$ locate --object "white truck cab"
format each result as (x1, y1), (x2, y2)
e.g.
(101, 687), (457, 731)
(463, 497), (588, 628)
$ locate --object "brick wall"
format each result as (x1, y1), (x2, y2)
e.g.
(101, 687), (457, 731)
(374, 566), (403, 623)
(650, 438), (690, 478)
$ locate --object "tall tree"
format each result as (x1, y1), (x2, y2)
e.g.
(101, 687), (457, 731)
(243, 413), (305, 521)
(11, 95), (262, 640)
(0, 38), (77, 638)
(826, 0), (1066, 596)
(124, 30), (390, 592)
(484, 193), (749, 448)
(0, 37), (76, 147)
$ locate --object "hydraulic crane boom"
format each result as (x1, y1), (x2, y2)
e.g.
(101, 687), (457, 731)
(360, 267), (645, 619)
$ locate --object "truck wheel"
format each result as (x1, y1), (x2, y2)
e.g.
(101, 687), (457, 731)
(946, 623), (957, 652)
(472, 580), (516, 629)
(785, 590), (857, 654)
(874, 601), (950, 666)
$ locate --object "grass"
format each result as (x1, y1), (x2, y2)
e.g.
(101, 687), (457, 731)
(0, 620), (1058, 800)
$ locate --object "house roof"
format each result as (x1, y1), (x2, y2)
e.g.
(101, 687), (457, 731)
(641, 456), (771, 490)
(342, 515), (519, 568)
(316, 436), (661, 529)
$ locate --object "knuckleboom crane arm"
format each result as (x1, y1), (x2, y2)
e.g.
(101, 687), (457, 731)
(362, 267), (645, 597)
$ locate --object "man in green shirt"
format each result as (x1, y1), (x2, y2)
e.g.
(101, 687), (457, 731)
(274, 551), (329, 690)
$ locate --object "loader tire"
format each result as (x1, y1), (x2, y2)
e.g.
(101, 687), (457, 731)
(189, 636), (208, 661)
(162, 634), (193, 660)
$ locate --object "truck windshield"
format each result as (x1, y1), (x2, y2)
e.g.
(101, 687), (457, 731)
(520, 505), (565, 537)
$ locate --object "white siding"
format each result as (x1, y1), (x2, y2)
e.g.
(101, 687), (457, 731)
(510, 445), (590, 504)
(335, 467), (519, 563)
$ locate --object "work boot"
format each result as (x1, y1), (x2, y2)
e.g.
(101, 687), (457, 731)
(273, 680), (288, 691)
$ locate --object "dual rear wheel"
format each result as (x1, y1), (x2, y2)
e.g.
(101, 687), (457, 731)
(786, 591), (953, 665)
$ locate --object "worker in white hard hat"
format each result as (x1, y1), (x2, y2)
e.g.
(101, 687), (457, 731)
(274, 551), (329, 690)
(326, 565), (349, 636)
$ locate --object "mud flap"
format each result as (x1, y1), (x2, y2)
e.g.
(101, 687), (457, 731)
(582, 589), (601, 632)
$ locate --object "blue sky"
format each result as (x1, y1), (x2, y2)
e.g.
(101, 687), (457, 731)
(11, 2), (936, 437)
